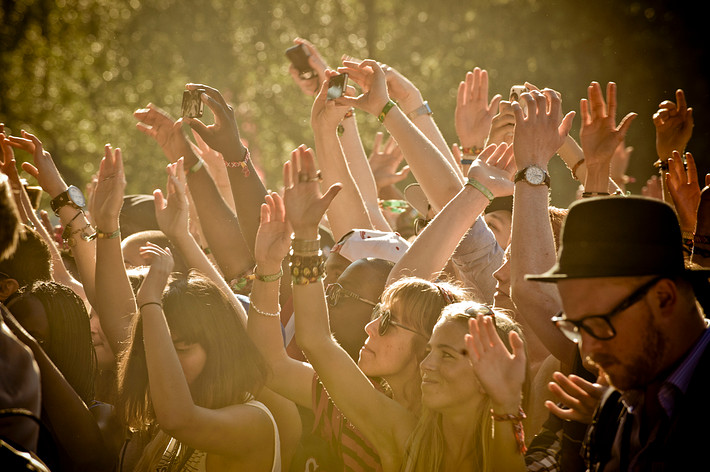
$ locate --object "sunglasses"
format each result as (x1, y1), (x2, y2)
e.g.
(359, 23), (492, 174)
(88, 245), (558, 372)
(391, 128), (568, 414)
(326, 283), (377, 307)
(551, 276), (663, 343)
(371, 303), (427, 338)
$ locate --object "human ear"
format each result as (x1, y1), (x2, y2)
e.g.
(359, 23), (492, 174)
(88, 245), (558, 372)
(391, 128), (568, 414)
(0, 278), (19, 302)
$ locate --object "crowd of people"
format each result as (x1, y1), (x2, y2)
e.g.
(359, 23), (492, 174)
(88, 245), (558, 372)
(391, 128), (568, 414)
(0, 36), (708, 471)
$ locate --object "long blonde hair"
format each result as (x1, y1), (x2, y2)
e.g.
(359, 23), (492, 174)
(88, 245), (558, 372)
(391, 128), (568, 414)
(400, 301), (528, 472)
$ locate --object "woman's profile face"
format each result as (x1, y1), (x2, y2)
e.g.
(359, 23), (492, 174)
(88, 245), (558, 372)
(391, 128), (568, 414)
(357, 301), (423, 380)
(419, 319), (482, 413)
(90, 309), (115, 370)
(172, 336), (207, 387)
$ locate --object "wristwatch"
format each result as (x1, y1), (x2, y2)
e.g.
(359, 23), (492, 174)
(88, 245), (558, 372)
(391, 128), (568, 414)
(50, 185), (86, 215)
(514, 165), (550, 187)
(407, 101), (433, 120)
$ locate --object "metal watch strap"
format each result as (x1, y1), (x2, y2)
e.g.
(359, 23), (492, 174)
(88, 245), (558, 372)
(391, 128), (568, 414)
(407, 101), (432, 120)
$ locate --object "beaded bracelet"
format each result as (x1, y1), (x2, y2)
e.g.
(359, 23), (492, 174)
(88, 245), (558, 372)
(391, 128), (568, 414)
(224, 148), (251, 177)
(230, 274), (254, 292)
(250, 302), (281, 318)
(461, 146), (484, 157)
(465, 178), (494, 204)
(378, 100), (396, 123)
(290, 251), (325, 285)
(96, 228), (120, 240)
(491, 406), (527, 454)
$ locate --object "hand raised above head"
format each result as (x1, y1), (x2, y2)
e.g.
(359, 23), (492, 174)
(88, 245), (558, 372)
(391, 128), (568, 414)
(282, 145), (341, 239)
(579, 81), (636, 172)
(310, 69), (358, 130)
(254, 191), (291, 270)
(334, 60), (390, 117)
(466, 142), (515, 198)
(135, 104), (194, 164)
(485, 100), (515, 147)
(455, 67), (502, 149)
(183, 83), (246, 163)
(653, 88), (693, 161)
(368, 132), (409, 190)
(6, 130), (67, 198)
(288, 37), (329, 97)
(154, 158), (189, 241)
(665, 151), (701, 232)
(512, 89), (575, 169)
(92, 144), (126, 230)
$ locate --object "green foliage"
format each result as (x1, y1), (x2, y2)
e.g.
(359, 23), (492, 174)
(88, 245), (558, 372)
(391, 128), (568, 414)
(1, 0), (707, 207)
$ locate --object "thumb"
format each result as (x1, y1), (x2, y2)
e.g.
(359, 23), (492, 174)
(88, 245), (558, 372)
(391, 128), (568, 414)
(153, 189), (166, 212)
(21, 162), (39, 179)
(319, 183), (343, 211)
(187, 117), (209, 139)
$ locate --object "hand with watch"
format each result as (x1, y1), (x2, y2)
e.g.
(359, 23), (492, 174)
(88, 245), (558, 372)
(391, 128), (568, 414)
(511, 88), (575, 188)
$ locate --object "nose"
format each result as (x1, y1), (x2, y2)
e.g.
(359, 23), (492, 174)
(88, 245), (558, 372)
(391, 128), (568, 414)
(364, 317), (379, 337)
(493, 257), (510, 286)
(419, 350), (436, 372)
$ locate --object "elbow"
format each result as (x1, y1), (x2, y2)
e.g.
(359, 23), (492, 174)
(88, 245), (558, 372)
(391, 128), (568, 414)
(155, 408), (195, 436)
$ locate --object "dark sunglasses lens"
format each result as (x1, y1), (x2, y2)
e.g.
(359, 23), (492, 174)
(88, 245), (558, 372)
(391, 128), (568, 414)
(326, 284), (338, 306)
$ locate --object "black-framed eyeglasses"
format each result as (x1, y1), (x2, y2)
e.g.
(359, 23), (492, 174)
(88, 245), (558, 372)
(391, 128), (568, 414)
(551, 276), (663, 343)
(326, 283), (377, 308)
(371, 303), (427, 338)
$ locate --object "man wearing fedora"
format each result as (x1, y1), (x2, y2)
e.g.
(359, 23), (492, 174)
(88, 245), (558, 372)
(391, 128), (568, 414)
(527, 195), (710, 471)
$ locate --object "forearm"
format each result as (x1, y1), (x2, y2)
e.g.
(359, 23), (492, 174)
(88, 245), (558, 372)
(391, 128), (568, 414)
(225, 151), (269, 255)
(142, 304), (197, 430)
(387, 185), (488, 286)
(187, 166), (254, 280)
(313, 128), (373, 240)
(170, 232), (245, 325)
(95, 235), (137, 355)
(338, 117), (392, 232)
(58, 207), (97, 306)
(382, 106), (462, 211)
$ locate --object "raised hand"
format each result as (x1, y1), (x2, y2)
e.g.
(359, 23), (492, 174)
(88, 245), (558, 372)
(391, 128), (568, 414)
(455, 67), (502, 150)
(610, 142), (634, 189)
(283, 145), (342, 239)
(465, 316), (526, 412)
(641, 175), (663, 200)
(335, 60), (390, 117)
(134, 104), (193, 164)
(92, 145), (126, 232)
(544, 371), (607, 424)
(310, 69), (357, 130)
(666, 151), (701, 232)
(653, 89), (694, 161)
(154, 159), (189, 241)
(135, 242), (174, 307)
(184, 83), (246, 163)
(579, 82), (636, 172)
(254, 192), (291, 271)
(485, 100), (516, 146)
(6, 130), (67, 197)
(466, 142), (515, 198)
(368, 132), (409, 190)
(512, 89), (575, 169)
(289, 37), (330, 97)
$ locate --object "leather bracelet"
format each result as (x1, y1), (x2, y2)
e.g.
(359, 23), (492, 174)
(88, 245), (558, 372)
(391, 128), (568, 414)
(254, 267), (283, 283)
(378, 100), (396, 123)
(139, 301), (162, 311)
(582, 191), (610, 198)
(290, 251), (325, 285)
(571, 158), (585, 181)
(491, 406), (527, 455)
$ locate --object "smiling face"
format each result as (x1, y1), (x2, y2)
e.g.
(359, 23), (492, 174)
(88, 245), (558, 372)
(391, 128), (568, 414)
(419, 319), (482, 414)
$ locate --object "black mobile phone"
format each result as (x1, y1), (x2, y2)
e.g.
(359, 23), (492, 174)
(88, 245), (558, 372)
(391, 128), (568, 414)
(285, 44), (315, 79)
(182, 89), (205, 118)
(326, 73), (348, 100)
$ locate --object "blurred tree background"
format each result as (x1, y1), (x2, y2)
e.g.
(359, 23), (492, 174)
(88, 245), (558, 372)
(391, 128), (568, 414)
(1, 0), (708, 208)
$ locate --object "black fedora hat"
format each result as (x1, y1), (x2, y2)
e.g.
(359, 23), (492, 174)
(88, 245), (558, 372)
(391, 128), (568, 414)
(526, 195), (710, 282)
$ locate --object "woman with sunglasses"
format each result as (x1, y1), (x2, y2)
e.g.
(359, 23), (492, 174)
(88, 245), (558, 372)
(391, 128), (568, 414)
(280, 148), (528, 471)
(247, 147), (467, 472)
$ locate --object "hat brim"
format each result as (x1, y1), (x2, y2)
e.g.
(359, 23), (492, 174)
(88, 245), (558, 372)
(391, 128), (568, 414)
(525, 265), (710, 283)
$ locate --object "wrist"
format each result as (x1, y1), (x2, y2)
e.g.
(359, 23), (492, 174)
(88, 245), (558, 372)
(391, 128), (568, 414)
(292, 228), (319, 240)
(255, 262), (283, 276)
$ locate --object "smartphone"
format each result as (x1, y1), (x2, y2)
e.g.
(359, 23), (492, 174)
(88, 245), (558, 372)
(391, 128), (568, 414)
(286, 44), (315, 80)
(509, 85), (528, 114)
(182, 89), (205, 118)
(326, 73), (348, 100)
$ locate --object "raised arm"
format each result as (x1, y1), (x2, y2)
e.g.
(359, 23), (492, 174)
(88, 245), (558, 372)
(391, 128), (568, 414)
(247, 186), (315, 408)
(92, 144), (137, 355)
(509, 88), (577, 364)
(387, 143), (514, 287)
(336, 60), (462, 212)
(8, 131), (97, 305)
(284, 147), (415, 456)
(310, 71), (374, 240)
(154, 158), (245, 325)
(135, 243), (274, 459)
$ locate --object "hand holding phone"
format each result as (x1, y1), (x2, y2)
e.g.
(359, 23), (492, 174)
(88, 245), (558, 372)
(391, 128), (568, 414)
(326, 74), (348, 100)
(509, 85), (528, 115)
(182, 89), (205, 118)
(286, 44), (315, 80)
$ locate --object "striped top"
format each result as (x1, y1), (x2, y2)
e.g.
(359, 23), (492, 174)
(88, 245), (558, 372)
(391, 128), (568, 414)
(312, 374), (382, 472)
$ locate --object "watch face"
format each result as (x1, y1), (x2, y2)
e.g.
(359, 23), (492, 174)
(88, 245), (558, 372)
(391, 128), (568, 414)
(67, 186), (86, 207)
(525, 166), (545, 185)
